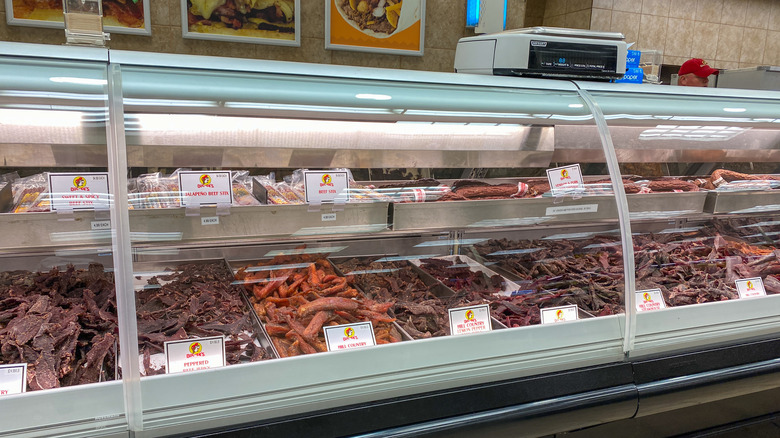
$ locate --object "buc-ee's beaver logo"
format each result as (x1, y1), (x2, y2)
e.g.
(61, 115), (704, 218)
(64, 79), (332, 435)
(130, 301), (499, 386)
(556, 309), (565, 320)
(746, 281), (755, 291)
(465, 310), (475, 321)
(189, 342), (202, 355)
(643, 292), (653, 302)
(561, 169), (571, 179)
(321, 174), (334, 187)
(198, 174), (214, 188)
(71, 176), (89, 191)
(343, 327), (358, 341)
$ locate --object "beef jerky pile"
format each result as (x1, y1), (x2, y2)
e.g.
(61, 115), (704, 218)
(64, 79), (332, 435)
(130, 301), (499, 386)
(0, 264), (117, 391)
(633, 218), (780, 306)
(473, 236), (625, 318)
(136, 262), (269, 375)
(417, 257), (505, 294)
(235, 254), (403, 358)
(335, 258), (451, 339)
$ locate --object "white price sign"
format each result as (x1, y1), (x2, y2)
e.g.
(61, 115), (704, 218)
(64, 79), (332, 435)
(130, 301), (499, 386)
(735, 277), (766, 299)
(91, 220), (111, 230)
(178, 171), (233, 207)
(541, 305), (578, 324)
(48, 172), (109, 211)
(448, 305), (492, 336)
(323, 322), (376, 351)
(164, 336), (226, 374)
(636, 289), (666, 312)
(304, 170), (349, 204)
(201, 216), (219, 226)
(546, 164), (584, 196)
(0, 364), (27, 396)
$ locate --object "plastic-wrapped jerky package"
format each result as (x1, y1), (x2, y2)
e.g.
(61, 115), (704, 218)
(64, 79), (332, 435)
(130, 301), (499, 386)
(231, 171), (261, 206)
(254, 174), (303, 205)
(135, 172), (180, 209)
(12, 173), (50, 213)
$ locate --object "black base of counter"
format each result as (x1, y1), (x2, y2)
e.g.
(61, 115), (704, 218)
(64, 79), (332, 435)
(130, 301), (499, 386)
(184, 336), (780, 438)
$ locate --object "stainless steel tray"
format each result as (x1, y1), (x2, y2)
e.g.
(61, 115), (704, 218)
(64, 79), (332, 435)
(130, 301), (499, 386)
(129, 202), (390, 244)
(132, 258), (277, 375)
(229, 257), (413, 356)
(626, 191), (709, 220)
(703, 190), (780, 214)
(391, 191), (710, 231)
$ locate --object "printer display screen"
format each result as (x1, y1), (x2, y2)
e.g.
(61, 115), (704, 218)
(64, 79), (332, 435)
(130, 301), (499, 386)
(528, 40), (617, 74)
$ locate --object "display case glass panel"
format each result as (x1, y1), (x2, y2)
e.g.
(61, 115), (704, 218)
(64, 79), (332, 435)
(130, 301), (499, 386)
(583, 84), (780, 357)
(114, 59), (629, 434)
(0, 52), (127, 436)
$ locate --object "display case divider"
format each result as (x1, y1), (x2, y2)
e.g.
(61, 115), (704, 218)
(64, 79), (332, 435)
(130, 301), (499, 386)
(106, 63), (144, 432)
(575, 88), (636, 354)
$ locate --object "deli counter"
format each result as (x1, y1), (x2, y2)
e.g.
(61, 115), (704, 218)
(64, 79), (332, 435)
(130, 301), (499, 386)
(0, 42), (779, 438)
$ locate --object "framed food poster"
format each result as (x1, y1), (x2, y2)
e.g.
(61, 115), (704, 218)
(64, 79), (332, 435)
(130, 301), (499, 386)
(182, 0), (300, 46)
(5, 0), (151, 35)
(326, 0), (425, 56)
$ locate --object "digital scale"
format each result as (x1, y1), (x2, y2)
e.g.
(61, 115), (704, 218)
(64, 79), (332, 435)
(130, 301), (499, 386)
(455, 27), (628, 81)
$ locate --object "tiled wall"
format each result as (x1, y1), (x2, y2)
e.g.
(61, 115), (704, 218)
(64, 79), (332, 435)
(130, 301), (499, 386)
(590, 0), (780, 69)
(542, 0), (594, 29)
(0, 0), (525, 73)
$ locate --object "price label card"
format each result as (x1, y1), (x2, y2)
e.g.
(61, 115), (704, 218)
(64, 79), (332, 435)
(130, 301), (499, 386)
(91, 220), (111, 230)
(448, 305), (492, 336)
(0, 364), (27, 396)
(164, 336), (226, 374)
(541, 305), (578, 324)
(178, 171), (233, 207)
(735, 277), (766, 299)
(323, 322), (376, 351)
(201, 216), (219, 226)
(48, 172), (109, 211)
(304, 170), (349, 204)
(322, 213), (337, 222)
(546, 164), (584, 196)
(636, 289), (667, 312)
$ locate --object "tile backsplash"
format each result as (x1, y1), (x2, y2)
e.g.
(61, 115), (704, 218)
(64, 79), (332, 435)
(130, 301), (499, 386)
(590, 0), (779, 68)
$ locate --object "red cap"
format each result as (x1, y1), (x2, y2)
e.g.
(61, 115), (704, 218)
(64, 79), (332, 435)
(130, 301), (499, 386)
(678, 58), (719, 77)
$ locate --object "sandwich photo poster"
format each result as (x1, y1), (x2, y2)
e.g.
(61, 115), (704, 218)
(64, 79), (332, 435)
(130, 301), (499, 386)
(326, 0), (425, 56)
(5, 0), (151, 35)
(181, 0), (300, 46)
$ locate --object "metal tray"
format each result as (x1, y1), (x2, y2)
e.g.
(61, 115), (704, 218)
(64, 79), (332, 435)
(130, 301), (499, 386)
(229, 257), (413, 356)
(410, 254), (524, 297)
(128, 202), (390, 244)
(330, 256), (453, 299)
(626, 191), (709, 220)
(412, 255), (596, 325)
(330, 256), (463, 338)
(392, 191), (710, 231)
(132, 258), (276, 375)
(703, 190), (780, 215)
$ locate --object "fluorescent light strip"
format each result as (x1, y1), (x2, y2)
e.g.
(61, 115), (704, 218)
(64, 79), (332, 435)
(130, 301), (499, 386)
(738, 221), (780, 228)
(264, 246), (348, 257)
(224, 101), (396, 114)
(658, 226), (703, 234)
(487, 248), (543, 256)
(374, 255), (440, 263)
(345, 268), (401, 275)
(244, 262), (314, 272)
(414, 239), (489, 248)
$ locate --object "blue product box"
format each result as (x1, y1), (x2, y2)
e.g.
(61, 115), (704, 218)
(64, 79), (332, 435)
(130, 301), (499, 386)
(626, 50), (641, 68)
(615, 67), (644, 83)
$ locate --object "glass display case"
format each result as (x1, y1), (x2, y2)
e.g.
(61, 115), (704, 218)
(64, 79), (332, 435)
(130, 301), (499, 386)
(1, 42), (779, 438)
